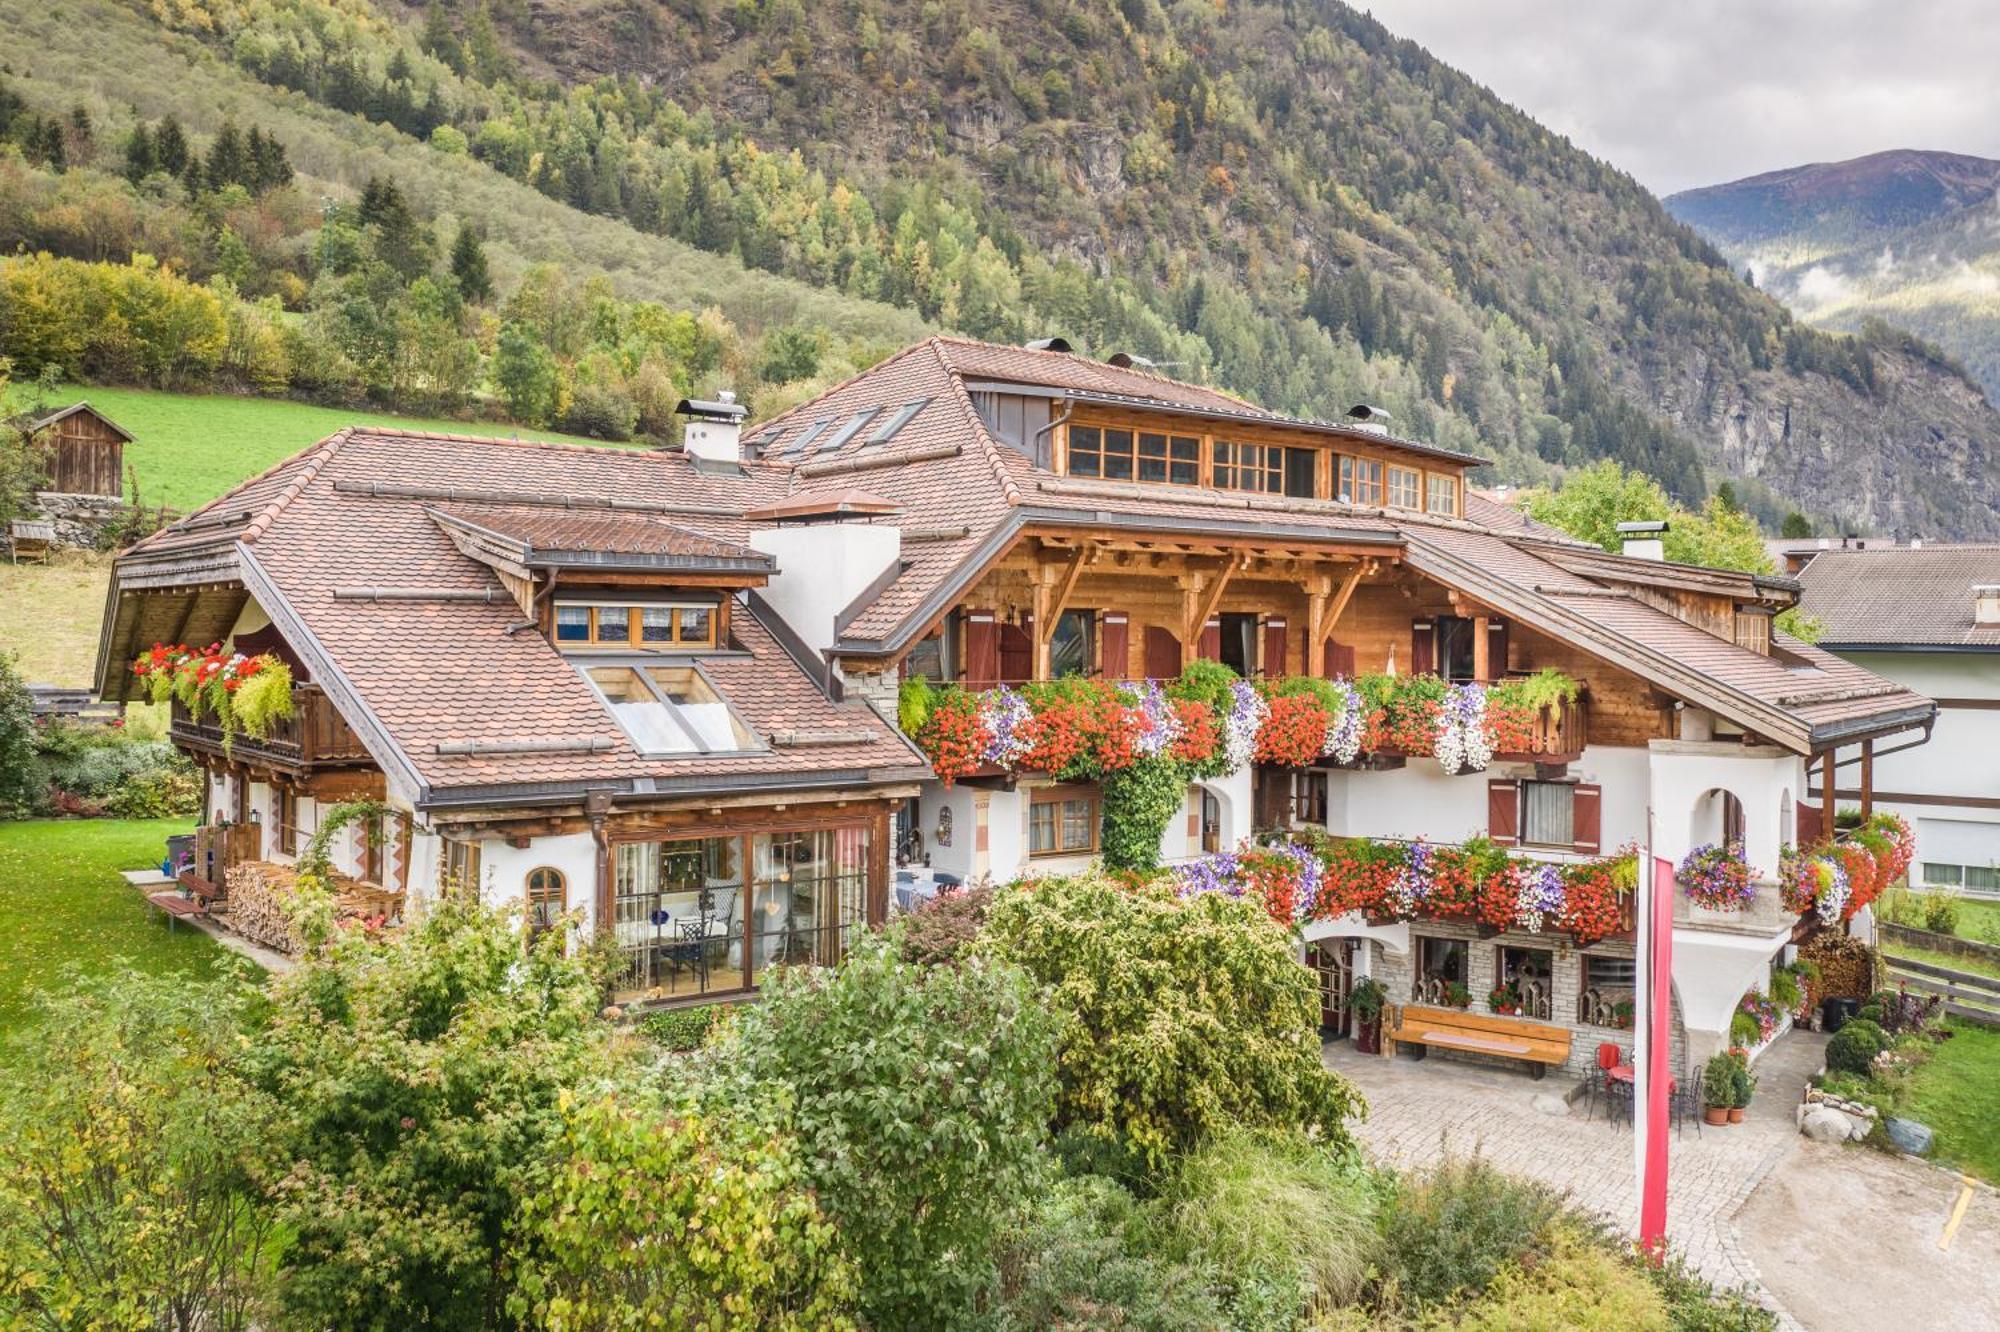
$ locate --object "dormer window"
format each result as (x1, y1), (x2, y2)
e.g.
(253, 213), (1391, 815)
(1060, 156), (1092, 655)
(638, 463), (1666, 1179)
(1426, 471), (1460, 517)
(1337, 455), (1384, 506)
(554, 601), (719, 649)
(1386, 464), (1421, 511)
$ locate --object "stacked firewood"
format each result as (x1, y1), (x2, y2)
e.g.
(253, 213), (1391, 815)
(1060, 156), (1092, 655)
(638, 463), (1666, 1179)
(225, 862), (405, 955)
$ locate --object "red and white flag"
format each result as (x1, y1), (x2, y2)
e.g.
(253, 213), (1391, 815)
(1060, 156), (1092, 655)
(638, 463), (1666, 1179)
(1634, 823), (1675, 1261)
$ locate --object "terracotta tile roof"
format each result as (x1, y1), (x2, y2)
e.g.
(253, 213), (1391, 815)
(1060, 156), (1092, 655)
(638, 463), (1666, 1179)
(430, 503), (770, 565)
(1795, 545), (2000, 649)
(120, 429), (923, 803)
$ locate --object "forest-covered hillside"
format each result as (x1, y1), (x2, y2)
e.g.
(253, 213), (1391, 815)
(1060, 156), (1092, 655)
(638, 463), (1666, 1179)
(1, 0), (1997, 536)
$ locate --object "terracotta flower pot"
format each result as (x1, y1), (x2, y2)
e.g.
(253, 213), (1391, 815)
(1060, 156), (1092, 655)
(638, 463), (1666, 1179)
(1727, 1107), (1745, 1124)
(1704, 1106), (1730, 1126)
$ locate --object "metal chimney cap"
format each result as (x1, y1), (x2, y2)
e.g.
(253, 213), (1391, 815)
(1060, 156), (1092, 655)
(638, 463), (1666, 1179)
(675, 396), (747, 421)
(1023, 336), (1074, 353)
(1615, 520), (1669, 535)
(1346, 403), (1393, 422)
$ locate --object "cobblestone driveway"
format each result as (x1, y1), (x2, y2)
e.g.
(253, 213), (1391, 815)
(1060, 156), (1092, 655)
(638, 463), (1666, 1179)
(1325, 1032), (1826, 1325)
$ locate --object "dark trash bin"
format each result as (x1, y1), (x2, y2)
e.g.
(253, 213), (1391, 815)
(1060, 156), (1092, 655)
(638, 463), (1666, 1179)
(1821, 997), (1859, 1033)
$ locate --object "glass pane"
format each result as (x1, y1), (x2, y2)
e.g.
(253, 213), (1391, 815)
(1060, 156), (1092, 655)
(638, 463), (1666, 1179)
(555, 606), (590, 641)
(751, 827), (871, 975)
(1029, 803), (1056, 853)
(589, 667), (697, 753)
(1523, 782), (1574, 845)
(1050, 610), (1091, 678)
(596, 608), (631, 642)
(1069, 426), (1101, 476)
(613, 836), (745, 1000)
(646, 667), (755, 750)
(1922, 862), (1962, 886)
(1966, 865), (1998, 892)
(677, 607), (713, 643)
(1102, 429), (1134, 481)
(640, 608), (675, 643)
(1061, 798), (1093, 851)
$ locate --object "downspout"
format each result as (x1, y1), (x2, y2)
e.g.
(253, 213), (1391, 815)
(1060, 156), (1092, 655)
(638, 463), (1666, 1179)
(1030, 402), (1076, 470)
(585, 788), (613, 945)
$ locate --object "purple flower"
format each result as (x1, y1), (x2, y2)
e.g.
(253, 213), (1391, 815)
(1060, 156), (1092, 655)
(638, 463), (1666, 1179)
(1120, 679), (1182, 759)
(1223, 680), (1266, 771)
(980, 687), (1033, 767)
(1515, 862), (1565, 932)
(1325, 679), (1363, 763)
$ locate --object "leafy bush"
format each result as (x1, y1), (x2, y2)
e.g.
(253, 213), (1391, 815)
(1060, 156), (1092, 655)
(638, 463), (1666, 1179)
(247, 896), (615, 1330)
(1451, 1221), (1669, 1329)
(635, 1002), (725, 1052)
(560, 379), (639, 440)
(1826, 1019), (1889, 1077)
(1922, 889), (1962, 936)
(732, 933), (1059, 1327)
(990, 1174), (1231, 1331)
(1374, 1155), (1565, 1311)
(17, 714), (200, 818)
(980, 873), (1363, 1170)
(1640, 1255), (1779, 1331)
(897, 882), (996, 966)
(1729, 1011), (1760, 1049)
(0, 969), (275, 1330)
(1156, 1129), (1378, 1317)
(507, 1091), (860, 1330)
(0, 651), (36, 816)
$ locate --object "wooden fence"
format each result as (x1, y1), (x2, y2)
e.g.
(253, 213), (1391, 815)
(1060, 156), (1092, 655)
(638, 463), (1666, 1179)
(1880, 952), (2000, 1029)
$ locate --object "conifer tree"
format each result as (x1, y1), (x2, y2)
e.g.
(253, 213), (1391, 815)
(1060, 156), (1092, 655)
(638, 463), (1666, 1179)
(449, 222), (493, 304)
(123, 122), (154, 183)
(153, 115), (188, 176)
(206, 120), (247, 191)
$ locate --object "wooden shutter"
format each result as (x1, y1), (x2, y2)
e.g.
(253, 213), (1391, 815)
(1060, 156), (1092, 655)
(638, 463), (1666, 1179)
(1487, 778), (1520, 846)
(1571, 783), (1602, 854)
(1796, 798), (1822, 846)
(1323, 641), (1356, 678)
(1199, 618), (1222, 661)
(999, 616), (1032, 684)
(1144, 625), (1182, 679)
(1099, 613), (1130, 681)
(965, 611), (1000, 688)
(1411, 620), (1435, 675)
(1261, 617), (1288, 678)
(1487, 619), (1510, 680)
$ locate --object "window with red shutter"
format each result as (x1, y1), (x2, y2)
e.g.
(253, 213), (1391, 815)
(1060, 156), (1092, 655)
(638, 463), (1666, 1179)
(1324, 641), (1357, 677)
(1571, 784), (1602, 854)
(1261, 617), (1288, 678)
(1411, 620), (1435, 675)
(1099, 613), (1129, 681)
(965, 612), (1000, 689)
(1487, 778), (1519, 846)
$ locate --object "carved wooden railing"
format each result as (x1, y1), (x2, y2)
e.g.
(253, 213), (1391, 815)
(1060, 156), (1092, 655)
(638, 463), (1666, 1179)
(171, 684), (372, 769)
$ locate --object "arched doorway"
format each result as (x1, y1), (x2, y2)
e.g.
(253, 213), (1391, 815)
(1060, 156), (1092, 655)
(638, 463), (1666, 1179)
(1691, 787), (1746, 849)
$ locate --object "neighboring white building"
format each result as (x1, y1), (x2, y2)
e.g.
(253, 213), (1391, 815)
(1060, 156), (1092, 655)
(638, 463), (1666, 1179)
(1796, 546), (2000, 892)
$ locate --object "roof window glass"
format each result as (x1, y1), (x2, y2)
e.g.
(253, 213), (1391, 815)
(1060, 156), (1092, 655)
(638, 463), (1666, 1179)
(866, 398), (931, 445)
(583, 664), (757, 755)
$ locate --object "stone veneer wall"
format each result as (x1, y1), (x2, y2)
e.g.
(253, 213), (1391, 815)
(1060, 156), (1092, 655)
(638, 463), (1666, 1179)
(29, 491), (132, 547)
(1367, 923), (1688, 1080)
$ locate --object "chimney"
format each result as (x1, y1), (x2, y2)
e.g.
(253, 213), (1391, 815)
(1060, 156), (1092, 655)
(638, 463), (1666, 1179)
(1617, 519), (1668, 561)
(746, 492), (905, 656)
(1976, 585), (2000, 626)
(676, 391), (747, 463)
(1346, 403), (1393, 437)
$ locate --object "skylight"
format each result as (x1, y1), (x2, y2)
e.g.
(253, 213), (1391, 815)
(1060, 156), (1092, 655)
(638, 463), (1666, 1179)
(776, 418), (834, 457)
(583, 664), (758, 756)
(865, 398), (931, 446)
(810, 407), (883, 456)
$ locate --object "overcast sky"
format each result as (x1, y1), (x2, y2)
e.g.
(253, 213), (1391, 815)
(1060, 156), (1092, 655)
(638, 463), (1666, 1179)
(1359, 1), (2000, 195)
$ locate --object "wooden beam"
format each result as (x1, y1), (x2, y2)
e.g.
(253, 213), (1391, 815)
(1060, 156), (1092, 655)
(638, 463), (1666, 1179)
(1820, 746), (1837, 822)
(1318, 561), (1372, 646)
(1183, 556), (1240, 648)
(1472, 614), (1490, 684)
(1860, 739), (1874, 819)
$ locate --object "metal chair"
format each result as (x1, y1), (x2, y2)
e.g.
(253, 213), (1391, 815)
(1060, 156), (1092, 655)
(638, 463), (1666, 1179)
(663, 919), (710, 991)
(1670, 1062), (1704, 1139)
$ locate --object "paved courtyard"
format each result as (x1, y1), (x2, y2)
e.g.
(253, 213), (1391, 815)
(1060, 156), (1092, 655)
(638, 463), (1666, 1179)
(1327, 1032), (1825, 1323)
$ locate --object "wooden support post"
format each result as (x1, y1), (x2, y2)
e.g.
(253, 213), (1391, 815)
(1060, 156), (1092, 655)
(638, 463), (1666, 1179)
(1031, 543), (1091, 680)
(1182, 556), (1239, 651)
(1472, 614), (1491, 684)
(1820, 747), (1837, 825)
(1860, 739), (1874, 819)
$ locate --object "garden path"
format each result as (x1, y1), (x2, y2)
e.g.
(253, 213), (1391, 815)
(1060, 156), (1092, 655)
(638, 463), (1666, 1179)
(1325, 1032), (1825, 1327)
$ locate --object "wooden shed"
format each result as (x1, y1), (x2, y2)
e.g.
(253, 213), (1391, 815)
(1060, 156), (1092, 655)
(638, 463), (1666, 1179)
(24, 403), (135, 496)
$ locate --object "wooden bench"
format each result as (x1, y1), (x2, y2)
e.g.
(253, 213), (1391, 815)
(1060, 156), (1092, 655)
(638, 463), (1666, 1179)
(145, 890), (206, 931)
(1386, 1004), (1573, 1080)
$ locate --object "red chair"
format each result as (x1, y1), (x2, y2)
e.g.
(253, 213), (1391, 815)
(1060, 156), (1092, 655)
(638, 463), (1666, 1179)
(1586, 1043), (1625, 1124)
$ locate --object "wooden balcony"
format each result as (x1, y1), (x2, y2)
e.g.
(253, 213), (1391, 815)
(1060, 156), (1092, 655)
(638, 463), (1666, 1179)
(170, 684), (373, 771)
(1491, 698), (1589, 764)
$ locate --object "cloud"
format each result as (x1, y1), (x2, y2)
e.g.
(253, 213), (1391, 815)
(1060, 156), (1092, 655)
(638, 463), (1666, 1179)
(1358, 1), (2000, 194)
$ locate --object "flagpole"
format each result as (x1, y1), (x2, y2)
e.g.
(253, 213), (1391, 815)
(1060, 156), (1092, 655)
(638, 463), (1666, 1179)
(1634, 806), (1653, 1242)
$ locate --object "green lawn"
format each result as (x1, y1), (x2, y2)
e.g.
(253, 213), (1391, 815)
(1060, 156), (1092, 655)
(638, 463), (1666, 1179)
(1900, 1021), (2000, 1184)
(10, 384), (624, 511)
(0, 817), (233, 1039)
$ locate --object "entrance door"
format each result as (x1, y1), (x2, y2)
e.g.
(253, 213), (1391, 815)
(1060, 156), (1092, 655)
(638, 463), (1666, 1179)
(1308, 939), (1357, 1039)
(1200, 788), (1223, 853)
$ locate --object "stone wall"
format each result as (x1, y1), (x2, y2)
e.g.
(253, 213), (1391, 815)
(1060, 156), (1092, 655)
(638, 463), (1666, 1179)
(1367, 924), (1688, 1080)
(29, 491), (131, 548)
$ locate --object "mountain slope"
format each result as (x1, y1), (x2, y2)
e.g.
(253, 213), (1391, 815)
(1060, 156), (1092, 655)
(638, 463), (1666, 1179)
(11, 0), (2000, 537)
(1670, 150), (2000, 404)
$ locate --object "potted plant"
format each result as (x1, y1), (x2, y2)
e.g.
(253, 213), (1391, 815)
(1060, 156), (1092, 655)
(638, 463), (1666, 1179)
(1488, 982), (1522, 1015)
(1443, 980), (1472, 1010)
(1350, 977), (1387, 1055)
(1702, 1052), (1736, 1126)
(1729, 1053), (1756, 1124)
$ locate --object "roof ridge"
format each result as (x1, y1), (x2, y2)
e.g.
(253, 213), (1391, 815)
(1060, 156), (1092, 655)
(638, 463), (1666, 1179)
(342, 425), (656, 458)
(129, 426), (355, 556)
(241, 428), (354, 545)
(932, 337), (1025, 507)
(930, 333), (1263, 411)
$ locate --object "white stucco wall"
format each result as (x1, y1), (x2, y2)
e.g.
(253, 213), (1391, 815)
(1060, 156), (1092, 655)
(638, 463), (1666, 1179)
(1837, 650), (1999, 883)
(748, 522), (901, 656)
(481, 832), (599, 933)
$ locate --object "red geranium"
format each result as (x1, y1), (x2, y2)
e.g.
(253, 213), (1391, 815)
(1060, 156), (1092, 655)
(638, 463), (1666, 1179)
(1170, 699), (1219, 764)
(1477, 862), (1523, 929)
(919, 693), (990, 786)
(1485, 702), (1538, 753)
(1255, 693), (1330, 767)
(1316, 843), (1397, 919)
(1558, 858), (1632, 945)
(1015, 699), (1092, 776)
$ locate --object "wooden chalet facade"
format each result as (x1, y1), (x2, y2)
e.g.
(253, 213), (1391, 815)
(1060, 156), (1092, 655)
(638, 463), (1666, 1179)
(97, 337), (1935, 1063)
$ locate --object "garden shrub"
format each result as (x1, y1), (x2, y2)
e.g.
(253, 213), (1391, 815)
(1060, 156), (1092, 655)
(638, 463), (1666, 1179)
(897, 883), (996, 966)
(1729, 1011), (1760, 1049)
(0, 651), (35, 816)
(980, 873), (1364, 1169)
(1451, 1222), (1669, 1330)
(247, 896), (615, 1330)
(1374, 1155), (1565, 1311)
(17, 714), (200, 819)
(635, 1002), (725, 1052)
(1826, 1020), (1888, 1077)
(1640, 1255), (1779, 1331)
(507, 1091), (860, 1330)
(0, 969), (276, 1330)
(990, 1174), (1231, 1331)
(732, 933), (1060, 1328)
(1921, 890), (1961, 936)
(1157, 1129), (1378, 1318)
(1854, 1003), (1884, 1025)
(102, 761), (202, 818)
